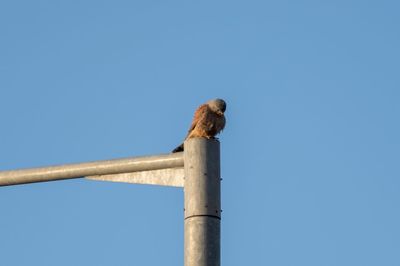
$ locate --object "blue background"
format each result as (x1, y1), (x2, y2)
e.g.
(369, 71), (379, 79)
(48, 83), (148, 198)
(1, 1), (399, 265)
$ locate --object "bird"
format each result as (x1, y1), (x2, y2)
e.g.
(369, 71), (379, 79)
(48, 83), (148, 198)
(172, 98), (226, 153)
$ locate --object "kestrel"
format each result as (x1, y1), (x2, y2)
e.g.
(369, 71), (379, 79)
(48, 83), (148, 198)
(172, 98), (226, 153)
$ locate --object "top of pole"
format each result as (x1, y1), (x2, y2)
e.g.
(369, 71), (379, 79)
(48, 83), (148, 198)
(184, 137), (221, 219)
(183, 137), (221, 266)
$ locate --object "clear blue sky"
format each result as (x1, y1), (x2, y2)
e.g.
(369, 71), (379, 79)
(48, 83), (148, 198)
(1, 1), (399, 265)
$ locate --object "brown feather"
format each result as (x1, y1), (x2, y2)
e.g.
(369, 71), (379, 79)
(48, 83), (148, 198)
(172, 100), (226, 153)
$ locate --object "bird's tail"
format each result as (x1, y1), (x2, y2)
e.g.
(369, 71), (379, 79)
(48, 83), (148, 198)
(172, 143), (184, 153)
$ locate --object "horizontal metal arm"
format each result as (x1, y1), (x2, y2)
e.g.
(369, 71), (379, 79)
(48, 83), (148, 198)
(0, 153), (184, 187)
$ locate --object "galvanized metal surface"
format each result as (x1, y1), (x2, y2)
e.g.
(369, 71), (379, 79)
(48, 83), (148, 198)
(86, 167), (184, 187)
(184, 138), (221, 266)
(184, 139), (221, 218)
(0, 153), (183, 186)
(185, 217), (220, 266)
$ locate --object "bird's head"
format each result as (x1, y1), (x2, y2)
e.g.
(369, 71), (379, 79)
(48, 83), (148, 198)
(207, 98), (226, 116)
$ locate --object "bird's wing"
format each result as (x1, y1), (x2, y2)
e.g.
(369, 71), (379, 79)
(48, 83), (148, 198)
(217, 114), (226, 133)
(187, 104), (208, 135)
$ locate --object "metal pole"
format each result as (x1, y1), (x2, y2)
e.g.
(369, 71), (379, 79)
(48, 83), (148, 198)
(184, 138), (221, 266)
(0, 153), (183, 186)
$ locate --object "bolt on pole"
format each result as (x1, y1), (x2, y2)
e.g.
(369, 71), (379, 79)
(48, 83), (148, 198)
(184, 138), (221, 266)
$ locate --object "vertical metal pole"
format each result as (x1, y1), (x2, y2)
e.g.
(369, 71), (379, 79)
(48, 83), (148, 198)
(184, 138), (221, 266)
